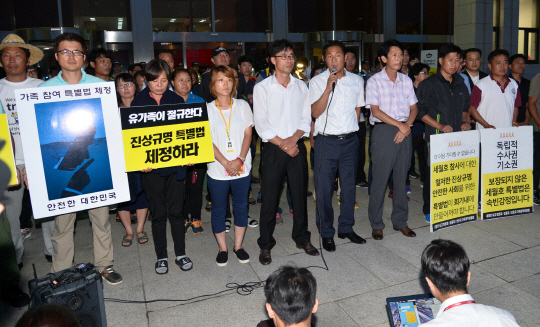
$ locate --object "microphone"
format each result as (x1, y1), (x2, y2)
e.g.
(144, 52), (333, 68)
(331, 66), (337, 92)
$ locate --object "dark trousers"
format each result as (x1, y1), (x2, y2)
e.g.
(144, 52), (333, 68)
(423, 142), (431, 215)
(534, 132), (540, 193)
(257, 141), (310, 250)
(143, 173), (186, 260)
(182, 164), (206, 221)
(19, 188), (33, 229)
(369, 124), (411, 230)
(410, 134), (427, 183)
(356, 121), (367, 183)
(208, 174), (251, 234)
(314, 135), (359, 238)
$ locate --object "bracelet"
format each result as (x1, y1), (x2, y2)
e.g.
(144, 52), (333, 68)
(238, 156), (246, 162)
(236, 157), (244, 165)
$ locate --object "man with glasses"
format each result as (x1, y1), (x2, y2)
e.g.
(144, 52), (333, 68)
(254, 39), (319, 265)
(199, 46), (231, 102)
(39, 33), (123, 285)
(310, 40), (366, 252)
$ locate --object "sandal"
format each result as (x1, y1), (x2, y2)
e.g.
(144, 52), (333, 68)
(137, 231), (148, 244)
(122, 234), (134, 247)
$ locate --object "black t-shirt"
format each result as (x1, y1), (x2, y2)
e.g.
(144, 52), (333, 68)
(510, 76), (530, 123)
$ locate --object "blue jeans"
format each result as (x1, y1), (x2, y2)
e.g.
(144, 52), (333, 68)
(207, 173), (251, 233)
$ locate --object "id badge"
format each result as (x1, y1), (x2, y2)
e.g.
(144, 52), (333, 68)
(226, 140), (234, 153)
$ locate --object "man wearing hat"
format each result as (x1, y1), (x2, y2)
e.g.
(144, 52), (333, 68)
(0, 34), (44, 269)
(191, 61), (200, 74)
(199, 46), (231, 102)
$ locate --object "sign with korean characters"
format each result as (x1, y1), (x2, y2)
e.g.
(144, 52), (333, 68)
(430, 130), (480, 232)
(421, 50), (438, 76)
(480, 127), (533, 220)
(120, 102), (214, 172)
(15, 82), (130, 219)
(0, 114), (18, 185)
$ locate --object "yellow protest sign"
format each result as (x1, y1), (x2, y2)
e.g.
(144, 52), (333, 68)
(0, 114), (18, 185)
(430, 130), (479, 232)
(120, 103), (214, 171)
(480, 127), (534, 219)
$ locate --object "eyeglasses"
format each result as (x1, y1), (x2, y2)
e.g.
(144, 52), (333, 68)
(118, 82), (135, 89)
(274, 55), (296, 61)
(57, 49), (85, 57)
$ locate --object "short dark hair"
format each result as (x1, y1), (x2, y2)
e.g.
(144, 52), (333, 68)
(439, 44), (463, 59)
(488, 49), (510, 63)
(157, 50), (174, 58)
(310, 63), (325, 79)
(409, 62), (430, 81)
(15, 303), (81, 327)
(134, 70), (145, 81)
(421, 240), (470, 295)
(128, 63), (143, 72)
(509, 53), (526, 65)
(144, 59), (171, 82)
(88, 48), (113, 63)
(53, 32), (87, 54)
(464, 48), (482, 59)
(264, 265), (317, 326)
(378, 39), (403, 59)
(323, 41), (346, 57)
(344, 48), (356, 56)
(269, 39), (294, 57)
(171, 67), (190, 81)
(114, 73), (140, 105)
(237, 55), (254, 66)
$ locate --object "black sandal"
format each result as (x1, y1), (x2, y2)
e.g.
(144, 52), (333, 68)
(155, 259), (168, 274)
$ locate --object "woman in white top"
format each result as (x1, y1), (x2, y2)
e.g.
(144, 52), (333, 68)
(206, 65), (253, 267)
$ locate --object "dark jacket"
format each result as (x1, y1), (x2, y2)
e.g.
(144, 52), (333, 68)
(131, 87), (187, 180)
(198, 72), (214, 103)
(463, 70), (488, 88)
(417, 71), (470, 142)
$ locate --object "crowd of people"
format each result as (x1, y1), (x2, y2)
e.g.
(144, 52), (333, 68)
(0, 31), (536, 316)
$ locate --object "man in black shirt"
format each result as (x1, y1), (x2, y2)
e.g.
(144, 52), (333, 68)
(508, 54), (530, 126)
(416, 44), (471, 223)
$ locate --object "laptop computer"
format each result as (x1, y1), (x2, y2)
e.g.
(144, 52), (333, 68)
(386, 293), (441, 327)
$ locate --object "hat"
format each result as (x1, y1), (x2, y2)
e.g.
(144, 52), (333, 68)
(0, 34), (44, 67)
(113, 60), (121, 66)
(191, 61), (199, 66)
(361, 60), (370, 65)
(212, 46), (229, 58)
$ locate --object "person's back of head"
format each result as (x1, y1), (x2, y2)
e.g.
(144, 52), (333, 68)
(421, 239), (470, 298)
(264, 265), (318, 327)
(16, 304), (81, 327)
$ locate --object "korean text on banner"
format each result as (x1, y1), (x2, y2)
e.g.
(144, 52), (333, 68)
(430, 130), (480, 232)
(0, 114), (18, 185)
(120, 102), (214, 172)
(15, 83), (130, 219)
(480, 126), (533, 219)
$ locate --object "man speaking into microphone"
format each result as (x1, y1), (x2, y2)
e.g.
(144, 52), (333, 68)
(310, 41), (366, 252)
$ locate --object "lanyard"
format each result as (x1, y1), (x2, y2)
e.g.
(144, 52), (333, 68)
(443, 300), (475, 312)
(216, 99), (233, 139)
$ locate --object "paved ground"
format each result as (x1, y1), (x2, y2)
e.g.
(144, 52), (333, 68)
(2, 141), (540, 326)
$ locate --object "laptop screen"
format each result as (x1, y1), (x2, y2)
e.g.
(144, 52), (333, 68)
(386, 294), (441, 327)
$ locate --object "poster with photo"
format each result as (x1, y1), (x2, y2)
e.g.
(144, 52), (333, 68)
(15, 83), (129, 219)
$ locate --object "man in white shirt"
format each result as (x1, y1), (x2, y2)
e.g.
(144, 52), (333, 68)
(421, 239), (520, 327)
(310, 41), (366, 252)
(254, 39), (319, 265)
(0, 34), (44, 268)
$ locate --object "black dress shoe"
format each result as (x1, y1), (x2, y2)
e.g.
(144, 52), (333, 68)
(259, 249), (272, 265)
(372, 229), (384, 240)
(338, 231), (367, 244)
(296, 242), (320, 256)
(322, 237), (336, 252)
(45, 254), (52, 263)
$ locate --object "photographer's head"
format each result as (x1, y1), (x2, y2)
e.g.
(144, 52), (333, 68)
(264, 266), (318, 327)
(421, 240), (471, 302)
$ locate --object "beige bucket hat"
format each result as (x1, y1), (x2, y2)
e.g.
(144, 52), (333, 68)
(0, 34), (44, 67)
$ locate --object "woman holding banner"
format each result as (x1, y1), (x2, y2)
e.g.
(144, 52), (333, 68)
(206, 65), (253, 267)
(114, 73), (149, 247)
(131, 59), (193, 275)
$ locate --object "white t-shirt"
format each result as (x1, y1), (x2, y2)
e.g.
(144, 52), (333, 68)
(0, 77), (43, 165)
(207, 98), (254, 180)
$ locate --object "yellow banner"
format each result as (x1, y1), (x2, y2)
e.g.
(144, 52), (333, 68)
(0, 114), (18, 185)
(431, 157), (478, 231)
(482, 169), (533, 219)
(122, 121), (214, 172)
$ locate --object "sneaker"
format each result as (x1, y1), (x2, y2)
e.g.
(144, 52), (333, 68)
(409, 171), (420, 179)
(184, 220), (192, 234)
(248, 197), (257, 205)
(101, 266), (123, 285)
(233, 248), (250, 263)
(175, 256), (193, 271)
(205, 202), (212, 212)
(247, 216), (258, 227)
(356, 181), (369, 188)
(257, 192), (262, 203)
(216, 251), (228, 267)
(225, 218), (232, 232)
(406, 185), (412, 194)
(275, 212), (283, 225)
(191, 219), (204, 234)
(425, 214), (431, 223)
(155, 259), (168, 274)
(21, 228), (32, 240)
